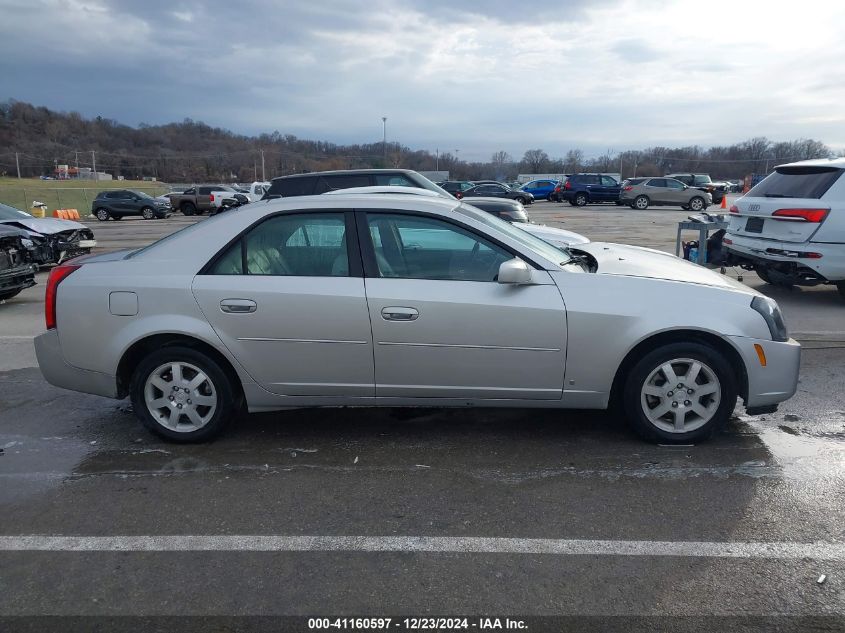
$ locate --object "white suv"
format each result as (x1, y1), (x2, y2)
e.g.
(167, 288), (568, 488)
(724, 158), (845, 300)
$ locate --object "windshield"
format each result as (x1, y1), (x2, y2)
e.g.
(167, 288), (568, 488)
(133, 191), (154, 199)
(455, 203), (573, 266)
(693, 175), (712, 185)
(0, 202), (32, 219)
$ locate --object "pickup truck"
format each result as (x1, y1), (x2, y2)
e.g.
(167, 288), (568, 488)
(664, 173), (727, 204)
(167, 185), (235, 216)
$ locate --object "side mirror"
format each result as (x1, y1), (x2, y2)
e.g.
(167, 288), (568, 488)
(497, 258), (533, 284)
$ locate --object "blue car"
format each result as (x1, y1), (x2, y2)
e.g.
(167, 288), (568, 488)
(519, 179), (561, 201)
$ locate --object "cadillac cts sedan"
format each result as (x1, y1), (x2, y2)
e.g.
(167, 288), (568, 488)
(35, 194), (800, 444)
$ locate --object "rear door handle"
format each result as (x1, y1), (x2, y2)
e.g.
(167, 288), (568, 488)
(220, 298), (257, 314)
(381, 306), (419, 321)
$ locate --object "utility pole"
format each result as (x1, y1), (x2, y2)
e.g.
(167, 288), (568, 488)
(91, 150), (97, 180)
(15, 152), (21, 179)
(254, 161), (257, 181)
(382, 117), (387, 165)
(260, 149), (266, 181)
(435, 148), (439, 171)
(75, 151), (79, 175)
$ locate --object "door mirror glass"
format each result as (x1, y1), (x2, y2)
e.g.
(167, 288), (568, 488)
(497, 258), (533, 284)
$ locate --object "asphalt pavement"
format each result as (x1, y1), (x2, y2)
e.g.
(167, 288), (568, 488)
(1, 205), (844, 632)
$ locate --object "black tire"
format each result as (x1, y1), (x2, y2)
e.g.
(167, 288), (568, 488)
(113, 215), (122, 221)
(547, 193), (557, 202)
(681, 205), (690, 211)
(515, 196), (527, 204)
(574, 192), (588, 207)
(615, 201), (623, 206)
(129, 346), (238, 443)
(633, 195), (649, 210)
(0, 289), (22, 301)
(95, 207), (110, 221)
(622, 342), (737, 444)
(755, 266), (774, 284)
(181, 202), (196, 216)
(689, 196), (706, 212)
(838, 281), (845, 300)
(141, 207), (155, 220)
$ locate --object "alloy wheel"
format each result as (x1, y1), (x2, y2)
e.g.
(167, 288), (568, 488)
(143, 362), (218, 432)
(640, 358), (721, 433)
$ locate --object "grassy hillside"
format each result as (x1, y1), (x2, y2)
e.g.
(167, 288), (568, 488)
(0, 177), (168, 215)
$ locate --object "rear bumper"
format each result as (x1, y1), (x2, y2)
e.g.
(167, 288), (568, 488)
(725, 234), (844, 282)
(34, 329), (118, 398)
(728, 335), (800, 409)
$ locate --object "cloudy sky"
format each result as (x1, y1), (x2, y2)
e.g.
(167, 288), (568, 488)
(2, 0), (845, 160)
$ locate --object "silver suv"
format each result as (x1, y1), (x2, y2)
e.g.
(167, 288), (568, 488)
(621, 177), (712, 211)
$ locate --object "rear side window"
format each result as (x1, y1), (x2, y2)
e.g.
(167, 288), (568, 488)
(313, 174), (372, 193)
(374, 174), (415, 187)
(208, 213), (349, 276)
(648, 179), (668, 187)
(748, 167), (843, 199)
(265, 176), (317, 198)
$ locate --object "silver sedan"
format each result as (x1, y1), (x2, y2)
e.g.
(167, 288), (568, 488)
(35, 194), (800, 443)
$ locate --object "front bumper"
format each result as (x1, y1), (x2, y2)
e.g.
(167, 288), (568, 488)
(34, 329), (118, 398)
(0, 264), (36, 293)
(728, 335), (800, 409)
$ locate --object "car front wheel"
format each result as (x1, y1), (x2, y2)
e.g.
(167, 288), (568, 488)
(141, 207), (155, 220)
(623, 342), (737, 443)
(689, 196), (705, 212)
(837, 281), (845, 300)
(634, 195), (649, 210)
(130, 346), (238, 442)
(515, 196), (527, 204)
(574, 193), (588, 206)
(95, 208), (110, 221)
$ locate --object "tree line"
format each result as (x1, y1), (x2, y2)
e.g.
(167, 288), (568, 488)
(0, 99), (835, 183)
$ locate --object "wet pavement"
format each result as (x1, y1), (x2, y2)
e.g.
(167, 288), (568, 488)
(1, 203), (844, 629)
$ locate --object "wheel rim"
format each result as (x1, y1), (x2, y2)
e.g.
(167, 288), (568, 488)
(690, 198), (703, 211)
(577, 195), (586, 205)
(636, 197), (648, 209)
(143, 209), (153, 219)
(640, 357), (721, 434)
(97, 209), (108, 220)
(143, 362), (218, 432)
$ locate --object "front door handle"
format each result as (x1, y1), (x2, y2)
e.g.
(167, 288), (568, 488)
(381, 306), (419, 321)
(220, 298), (257, 314)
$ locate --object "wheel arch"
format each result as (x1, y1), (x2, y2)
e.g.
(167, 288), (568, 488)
(116, 333), (245, 403)
(608, 329), (749, 409)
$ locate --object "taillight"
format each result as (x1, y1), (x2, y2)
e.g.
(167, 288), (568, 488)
(563, 180), (571, 190)
(723, 237), (733, 245)
(623, 186), (633, 191)
(45, 264), (80, 330)
(772, 208), (828, 223)
(455, 192), (463, 199)
(210, 193), (215, 202)
(554, 185), (561, 192)
(729, 205), (739, 213)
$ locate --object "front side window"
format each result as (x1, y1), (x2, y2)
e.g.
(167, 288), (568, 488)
(648, 179), (667, 188)
(601, 176), (617, 186)
(313, 174), (371, 194)
(666, 179), (684, 190)
(208, 213), (349, 276)
(365, 213), (512, 282)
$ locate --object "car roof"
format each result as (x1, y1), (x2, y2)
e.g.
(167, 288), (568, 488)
(775, 157), (845, 170)
(270, 169), (416, 181)
(323, 186), (441, 197)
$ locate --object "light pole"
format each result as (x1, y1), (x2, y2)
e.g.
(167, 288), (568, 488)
(382, 117), (387, 166)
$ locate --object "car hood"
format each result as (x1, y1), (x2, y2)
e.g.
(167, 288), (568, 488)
(519, 222), (590, 246)
(573, 242), (758, 294)
(0, 217), (88, 235)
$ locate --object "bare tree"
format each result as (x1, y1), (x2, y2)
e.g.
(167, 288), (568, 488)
(563, 149), (584, 173)
(521, 149), (549, 173)
(490, 150), (513, 179)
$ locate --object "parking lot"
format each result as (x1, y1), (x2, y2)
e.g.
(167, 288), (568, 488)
(2, 201), (844, 629)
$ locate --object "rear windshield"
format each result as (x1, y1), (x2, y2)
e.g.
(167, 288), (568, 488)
(747, 166), (843, 199)
(693, 175), (712, 185)
(265, 176), (317, 198)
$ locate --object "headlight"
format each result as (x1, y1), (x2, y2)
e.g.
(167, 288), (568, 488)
(21, 238), (34, 248)
(751, 296), (788, 342)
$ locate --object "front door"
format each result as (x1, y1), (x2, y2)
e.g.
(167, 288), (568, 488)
(359, 211), (567, 400)
(192, 211), (374, 398)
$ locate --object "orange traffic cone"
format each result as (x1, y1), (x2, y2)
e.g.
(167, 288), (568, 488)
(720, 196), (727, 210)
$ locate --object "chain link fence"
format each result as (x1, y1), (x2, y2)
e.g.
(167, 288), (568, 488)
(0, 184), (170, 216)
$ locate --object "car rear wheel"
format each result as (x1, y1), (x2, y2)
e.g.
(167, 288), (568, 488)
(141, 207), (155, 220)
(130, 346), (238, 442)
(0, 289), (22, 301)
(689, 196), (705, 212)
(181, 202), (196, 216)
(681, 205), (690, 211)
(623, 342), (737, 443)
(574, 192), (588, 207)
(95, 208), (110, 221)
(634, 195), (649, 210)
(836, 281), (845, 300)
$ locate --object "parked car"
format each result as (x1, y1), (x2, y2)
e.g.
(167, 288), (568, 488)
(36, 192), (798, 445)
(244, 181), (270, 202)
(92, 190), (171, 221)
(461, 183), (534, 205)
(520, 179), (561, 201)
(560, 174), (622, 206)
(168, 186), (233, 216)
(265, 169), (452, 200)
(621, 177), (712, 211)
(0, 202), (96, 264)
(459, 197), (529, 223)
(213, 185), (250, 206)
(0, 224), (37, 301)
(665, 173), (727, 204)
(435, 181), (475, 198)
(723, 158), (845, 299)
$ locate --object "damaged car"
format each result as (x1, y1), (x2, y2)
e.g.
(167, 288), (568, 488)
(0, 202), (96, 265)
(0, 224), (37, 301)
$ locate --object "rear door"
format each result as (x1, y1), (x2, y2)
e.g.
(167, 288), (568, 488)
(192, 211), (375, 398)
(359, 210), (567, 400)
(730, 166), (843, 243)
(197, 186), (216, 210)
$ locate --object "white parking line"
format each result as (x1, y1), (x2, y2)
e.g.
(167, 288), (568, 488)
(0, 536), (843, 560)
